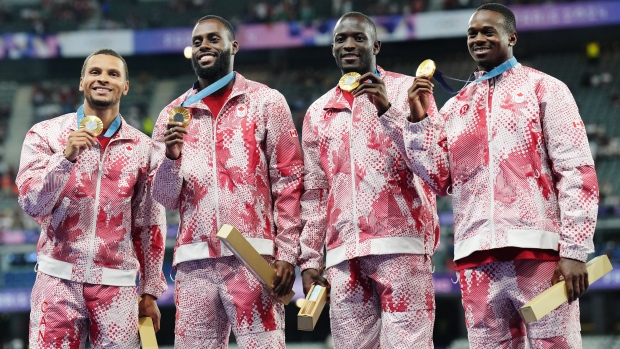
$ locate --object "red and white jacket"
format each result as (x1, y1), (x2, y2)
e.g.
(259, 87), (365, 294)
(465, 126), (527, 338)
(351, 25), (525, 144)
(299, 67), (439, 271)
(16, 113), (167, 298)
(382, 64), (598, 262)
(152, 73), (303, 267)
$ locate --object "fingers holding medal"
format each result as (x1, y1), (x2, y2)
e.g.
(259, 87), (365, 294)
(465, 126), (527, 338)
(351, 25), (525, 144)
(408, 59), (437, 123)
(342, 71), (390, 115)
(64, 115), (100, 162)
(165, 107), (190, 160)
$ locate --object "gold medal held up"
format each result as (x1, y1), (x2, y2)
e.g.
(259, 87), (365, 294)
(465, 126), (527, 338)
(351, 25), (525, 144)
(80, 115), (104, 136)
(416, 59), (436, 79)
(169, 107), (191, 128)
(339, 72), (361, 92)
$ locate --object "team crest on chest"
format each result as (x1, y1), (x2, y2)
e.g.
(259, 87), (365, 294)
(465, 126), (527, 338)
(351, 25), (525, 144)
(514, 91), (525, 103)
(124, 144), (134, 156)
(236, 104), (248, 118)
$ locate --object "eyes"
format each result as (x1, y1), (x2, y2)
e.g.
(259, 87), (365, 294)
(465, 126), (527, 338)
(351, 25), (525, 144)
(193, 36), (221, 46)
(468, 29), (497, 38)
(334, 35), (366, 44)
(88, 69), (121, 78)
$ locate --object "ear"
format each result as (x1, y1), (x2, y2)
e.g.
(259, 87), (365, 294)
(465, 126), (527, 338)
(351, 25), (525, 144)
(332, 43), (336, 58)
(79, 77), (84, 92)
(508, 32), (517, 47)
(123, 80), (129, 96)
(231, 40), (239, 55)
(373, 40), (381, 55)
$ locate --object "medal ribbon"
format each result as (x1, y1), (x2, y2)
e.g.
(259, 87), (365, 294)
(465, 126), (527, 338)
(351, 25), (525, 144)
(76, 105), (121, 137)
(179, 71), (236, 107)
(433, 57), (518, 94)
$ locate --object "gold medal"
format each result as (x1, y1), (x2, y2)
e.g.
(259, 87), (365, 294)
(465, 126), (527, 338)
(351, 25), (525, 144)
(79, 115), (103, 136)
(416, 59), (436, 79)
(338, 72), (361, 92)
(168, 107), (191, 128)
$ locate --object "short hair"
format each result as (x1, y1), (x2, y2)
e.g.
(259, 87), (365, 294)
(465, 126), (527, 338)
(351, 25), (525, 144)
(476, 3), (517, 33)
(337, 12), (377, 41)
(196, 15), (235, 40)
(81, 48), (128, 79)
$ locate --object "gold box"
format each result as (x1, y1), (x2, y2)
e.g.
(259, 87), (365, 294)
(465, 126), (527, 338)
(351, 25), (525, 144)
(216, 224), (295, 305)
(138, 316), (158, 349)
(297, 284), (328, 331)
(520, 255), (613, 323)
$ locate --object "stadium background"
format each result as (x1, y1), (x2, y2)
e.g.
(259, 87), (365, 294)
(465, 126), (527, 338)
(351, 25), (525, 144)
(0, 0), (619, 348)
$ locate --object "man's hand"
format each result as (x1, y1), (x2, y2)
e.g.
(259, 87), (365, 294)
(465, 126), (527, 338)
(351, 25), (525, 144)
(551, 257), (589, 303)
(353, 72), (391, 116)
(164, 122), (188, 160)
(64, 129), (97, 162)
(407, 77), (434, 123)
(272, 260), (295, 298)
(138, 294), (161, 332)
(301, 268), (329, 297)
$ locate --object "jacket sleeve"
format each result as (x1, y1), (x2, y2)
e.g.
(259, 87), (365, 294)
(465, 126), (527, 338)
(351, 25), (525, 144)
(16, 127), (75, 219)
(132, 143), (168, 299)
(151, 103), (184, 210)
(298, 108), (328, 271)
(379, 92), (452, 197)
(538, 78), (598, 262)
(264, 92), (304, 265)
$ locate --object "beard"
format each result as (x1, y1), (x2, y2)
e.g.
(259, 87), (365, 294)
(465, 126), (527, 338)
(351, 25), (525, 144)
(192, 48), (232, 81)
(85, 94), (117, 109)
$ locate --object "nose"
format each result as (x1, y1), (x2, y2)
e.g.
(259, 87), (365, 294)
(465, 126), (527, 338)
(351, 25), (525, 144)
(471, 32), (487, 44)
(343, 37), (356, 50)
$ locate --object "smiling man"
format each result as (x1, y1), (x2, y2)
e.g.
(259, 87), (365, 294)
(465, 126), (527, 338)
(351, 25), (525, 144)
(151, 15), (303, 348)
(387, 3), (598, 348)
(16, 48), (167, 348)
(298, 12), (440, 349)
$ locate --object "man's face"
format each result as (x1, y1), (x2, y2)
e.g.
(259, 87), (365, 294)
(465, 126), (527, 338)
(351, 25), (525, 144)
(467, 10), (516, 72)
(191, 19), (238, 80)
(79, 54), (129, 109)
(332, 16), (380, 74)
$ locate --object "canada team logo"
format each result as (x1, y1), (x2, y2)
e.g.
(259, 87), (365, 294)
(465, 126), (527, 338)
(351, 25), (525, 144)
(514, 91), (525, 103)
(124, 144), (134, 157)
(459, 104), (469, 115)
(236, 104), (248, 118)
(289, 129), (298, 138)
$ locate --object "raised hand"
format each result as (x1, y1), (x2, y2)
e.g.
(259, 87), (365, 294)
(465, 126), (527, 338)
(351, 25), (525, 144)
(64, 129), (97, 162)
(163, 122), (188, 160)
(407, 77), (435, 123)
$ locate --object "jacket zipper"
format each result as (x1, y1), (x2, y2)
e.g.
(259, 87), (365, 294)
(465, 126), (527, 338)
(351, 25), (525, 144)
(84, 141), (113, 282)
(487, 79), (495, 248)
(349, 103), (359, 256)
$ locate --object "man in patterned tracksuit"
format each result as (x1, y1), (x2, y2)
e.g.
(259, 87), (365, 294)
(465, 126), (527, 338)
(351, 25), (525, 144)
(299, 12), (440, 349)
(388, 4), (598, 348)
(16, 49), (167, 348)
(151, 16), (303, 348)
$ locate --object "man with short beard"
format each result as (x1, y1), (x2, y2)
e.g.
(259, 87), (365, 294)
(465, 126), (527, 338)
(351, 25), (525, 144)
(151, 15), (303, 348)
(299, 12), (439, 349)
(16, 48), (167, 348)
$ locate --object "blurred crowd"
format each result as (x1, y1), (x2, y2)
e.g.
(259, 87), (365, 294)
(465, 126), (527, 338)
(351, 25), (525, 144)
(0, 0), (602, 33)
